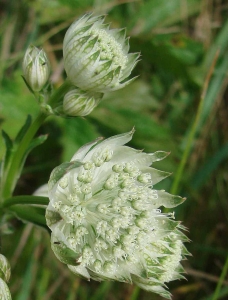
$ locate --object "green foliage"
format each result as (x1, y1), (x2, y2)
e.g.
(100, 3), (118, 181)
(0, 0), (228, 299)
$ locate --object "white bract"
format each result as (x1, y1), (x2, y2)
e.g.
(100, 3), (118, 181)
(46, 130), (189, 299)
(63, 14), (139, 93)
(22, 45), (50, 92)
(63, 88), (103, 116)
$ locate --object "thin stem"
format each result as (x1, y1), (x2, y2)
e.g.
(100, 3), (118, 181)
(211, 254), (228, 300)
(2, 112), (47, 200)
(170, 50), (219, 195)
(48, 79), (72, 107)
(130, 286), (140, 300)
(3, 195), (49, 208)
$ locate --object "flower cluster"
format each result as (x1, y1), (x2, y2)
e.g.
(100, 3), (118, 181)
(46, 130), (189, 299)
(22, 14), (139, 117)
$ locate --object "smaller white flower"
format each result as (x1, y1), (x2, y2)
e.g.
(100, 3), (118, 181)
(63, 14), (139, 93)
(22, 45), (50, 92)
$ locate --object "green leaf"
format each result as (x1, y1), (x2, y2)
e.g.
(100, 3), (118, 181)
(130, 0), (200, 33)
(3, 195), (49, 208)
(16, 256), (34, 300)
(1, 130), (13, 171)
(14, 115), (32, 145)
(26, 134), (48, 155)
(7, 205), (48, 229)
(191, 142), (228, 190)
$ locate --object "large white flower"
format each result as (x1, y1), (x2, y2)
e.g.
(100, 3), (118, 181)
(46, 130), (189, 299)
(63, 14), (139, 93)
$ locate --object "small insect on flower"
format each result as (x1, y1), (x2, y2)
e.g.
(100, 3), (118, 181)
(63, 14), (140, 93)
(46, 129), (190, 299)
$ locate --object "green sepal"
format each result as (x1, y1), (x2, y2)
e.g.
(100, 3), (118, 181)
(49, 160), (83, 190)
(132, 275), (171, 300)
(68, 264), (90, 280)
(157, 218), (179, 231)
(157, 190), (186, 208)
(21, 75), (35, 95)
(51, 235), (81, 266)
(46, 209), (62, 227)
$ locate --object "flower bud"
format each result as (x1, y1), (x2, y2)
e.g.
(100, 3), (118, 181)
(22, 45), (50, 92)
(63, 14), (140, 93)
(0, 279), (12, 300)
(0, 254), (10, 283)
(0, 255), (11, 300)
(63, 88), (103, 116)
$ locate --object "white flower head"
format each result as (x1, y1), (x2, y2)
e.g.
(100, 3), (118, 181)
(46, 130), (189, 299)
(22, 45), (50, 92)
(63, 14), (139, 93)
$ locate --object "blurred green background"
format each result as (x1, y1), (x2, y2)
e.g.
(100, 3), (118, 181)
(0, 0), (228, 299)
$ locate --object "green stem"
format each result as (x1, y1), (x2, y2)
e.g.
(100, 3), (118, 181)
(2, 112), (47, 200)
(3, 195), (49, 208)
(130, 286), (140, 300)
(1, 81), (71, 205)
(170, 51), (219, 195)
(211, 254), (228, 300)
(170, 96), (204, 195)
(48, 79), (72, 107)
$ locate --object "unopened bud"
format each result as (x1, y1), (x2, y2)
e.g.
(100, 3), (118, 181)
(63, 89), (103, 116)
(0, 254), (10, 283)
(22, 45), (50, 92)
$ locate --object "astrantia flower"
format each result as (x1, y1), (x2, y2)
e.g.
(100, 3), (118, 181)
(22, 45), (50, 92)
(46, 130), (189, 299)
(63, 14), (139, 93)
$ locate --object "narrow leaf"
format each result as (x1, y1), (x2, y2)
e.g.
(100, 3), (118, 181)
(7, 205), (48, 229)
(1, 130), (13, 171)
(15, 115), (32, 145)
